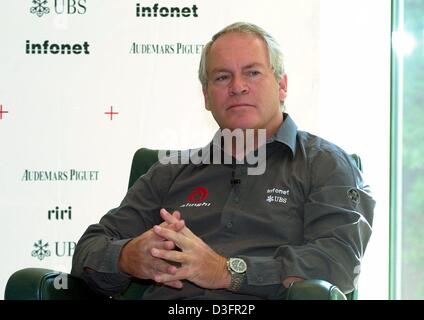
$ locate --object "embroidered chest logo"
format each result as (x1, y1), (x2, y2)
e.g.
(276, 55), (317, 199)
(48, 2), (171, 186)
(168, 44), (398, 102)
(180, 187), (211, 208)
(187, 187), (208, 203)
(266, 188), (290, 204)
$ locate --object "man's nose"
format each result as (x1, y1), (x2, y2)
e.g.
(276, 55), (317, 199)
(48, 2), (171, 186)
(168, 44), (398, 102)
(229, 75), (249, 96)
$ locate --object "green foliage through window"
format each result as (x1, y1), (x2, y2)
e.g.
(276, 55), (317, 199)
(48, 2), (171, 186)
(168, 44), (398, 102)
(393, 0), (424, 300)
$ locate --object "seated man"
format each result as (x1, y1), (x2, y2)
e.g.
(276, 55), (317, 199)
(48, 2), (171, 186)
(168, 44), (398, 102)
(71, 21), (375, 299)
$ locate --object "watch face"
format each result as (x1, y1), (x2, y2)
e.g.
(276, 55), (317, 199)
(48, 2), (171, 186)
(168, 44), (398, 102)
(229, 258), (247, 273)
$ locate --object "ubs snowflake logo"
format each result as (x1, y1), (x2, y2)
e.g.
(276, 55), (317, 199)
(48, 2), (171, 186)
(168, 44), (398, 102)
(266, 195), (274, 203)
(30, 0), (50, 17)
(31, 240), (51, 260)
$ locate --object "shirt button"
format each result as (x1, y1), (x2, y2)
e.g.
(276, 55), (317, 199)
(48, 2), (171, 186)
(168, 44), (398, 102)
(226, 222), (233, 229)
(257, 276), (263, 282)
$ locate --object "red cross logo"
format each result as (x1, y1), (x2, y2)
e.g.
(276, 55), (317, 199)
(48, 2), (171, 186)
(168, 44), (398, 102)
(0, 104), (9, 120)
(104, 106), (119, 120)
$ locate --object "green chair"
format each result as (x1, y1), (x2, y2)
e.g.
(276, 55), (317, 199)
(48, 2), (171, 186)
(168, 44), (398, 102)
(5, 148), (362, 300)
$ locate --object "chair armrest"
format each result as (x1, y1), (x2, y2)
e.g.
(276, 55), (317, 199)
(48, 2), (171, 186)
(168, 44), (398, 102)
(286, 280), (347, 300)
(5, 268), (104, 300)
(6, 269), (347, 300)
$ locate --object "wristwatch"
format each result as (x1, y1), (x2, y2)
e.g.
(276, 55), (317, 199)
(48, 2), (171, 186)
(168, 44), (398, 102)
(227, 257), (247, 292)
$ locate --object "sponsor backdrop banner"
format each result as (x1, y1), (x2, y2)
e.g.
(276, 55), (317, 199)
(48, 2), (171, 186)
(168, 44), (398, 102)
(0, 0), (390, 299)
(0, 0), (320, 298)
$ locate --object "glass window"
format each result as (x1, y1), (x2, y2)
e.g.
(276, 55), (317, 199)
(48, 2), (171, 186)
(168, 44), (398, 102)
(391, 0), (424, 300)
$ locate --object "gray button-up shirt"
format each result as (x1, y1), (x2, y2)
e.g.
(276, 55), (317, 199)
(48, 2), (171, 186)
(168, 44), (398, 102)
(71, 114), (375, 299)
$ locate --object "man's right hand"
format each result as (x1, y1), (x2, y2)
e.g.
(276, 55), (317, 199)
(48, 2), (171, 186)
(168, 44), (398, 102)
(118, 209), (185, 289)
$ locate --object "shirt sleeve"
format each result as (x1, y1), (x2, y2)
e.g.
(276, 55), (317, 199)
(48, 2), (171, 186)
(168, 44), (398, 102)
(71, 162), (171, 296)
(237, 149), (375, 298)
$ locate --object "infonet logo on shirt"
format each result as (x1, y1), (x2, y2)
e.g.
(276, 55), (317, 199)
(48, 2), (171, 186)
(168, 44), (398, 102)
(180, 187), (211, 208)
(266, 187), (290, 204)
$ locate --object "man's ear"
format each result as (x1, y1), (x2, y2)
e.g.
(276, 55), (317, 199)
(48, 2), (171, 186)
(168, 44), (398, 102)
(278, 74), (288, 103)
(203, 87), (210, 110)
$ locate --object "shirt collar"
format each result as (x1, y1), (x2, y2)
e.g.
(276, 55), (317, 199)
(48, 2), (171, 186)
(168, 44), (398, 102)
(195, 112), (298, 165)
(267, 113), (297, 157)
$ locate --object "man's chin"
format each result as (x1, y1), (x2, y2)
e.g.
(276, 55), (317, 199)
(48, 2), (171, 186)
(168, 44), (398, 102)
(222, 122), (260, 131)
(224, 115), (260, 129)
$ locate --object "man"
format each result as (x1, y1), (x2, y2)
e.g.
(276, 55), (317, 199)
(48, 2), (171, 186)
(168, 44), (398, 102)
(71, 22), (375, 299)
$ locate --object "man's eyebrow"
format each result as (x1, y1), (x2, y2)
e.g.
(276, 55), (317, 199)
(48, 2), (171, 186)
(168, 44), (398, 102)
(210, 63), (266, 75)
(242, 63), (265, 70)
(210, 68), (231, 74)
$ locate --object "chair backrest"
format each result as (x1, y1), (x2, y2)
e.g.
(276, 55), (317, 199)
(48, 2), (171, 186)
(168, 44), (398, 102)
(123, 148), (363, 300)
(128, 148), (161, 189)
(350, 153), (362, 172)
(129, 149), (364, 187)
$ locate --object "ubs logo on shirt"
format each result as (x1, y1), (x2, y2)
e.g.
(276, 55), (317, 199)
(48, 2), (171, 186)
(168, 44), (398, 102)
(266, 187), (290, 204)
(180, 187), (211, 208)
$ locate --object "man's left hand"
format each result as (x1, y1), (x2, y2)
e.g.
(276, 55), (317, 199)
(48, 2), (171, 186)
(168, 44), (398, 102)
(151, 210), (230, 290)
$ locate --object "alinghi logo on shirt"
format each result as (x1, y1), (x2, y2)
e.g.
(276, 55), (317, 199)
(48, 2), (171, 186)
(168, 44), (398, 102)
(180, 187), (211, 208)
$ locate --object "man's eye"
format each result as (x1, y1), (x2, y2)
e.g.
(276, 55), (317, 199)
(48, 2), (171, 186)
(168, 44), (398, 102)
(215, 75), (229, 81)
(248, 70), (260, 76)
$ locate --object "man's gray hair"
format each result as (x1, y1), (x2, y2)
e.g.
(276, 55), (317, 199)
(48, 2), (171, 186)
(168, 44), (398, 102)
(198, 22), (285, 89)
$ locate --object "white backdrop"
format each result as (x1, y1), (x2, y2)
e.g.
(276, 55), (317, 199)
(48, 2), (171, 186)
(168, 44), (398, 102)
(0, 0), (390, 299)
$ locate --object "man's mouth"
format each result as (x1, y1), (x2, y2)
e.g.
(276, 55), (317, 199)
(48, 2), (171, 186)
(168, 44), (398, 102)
(227, 103), (255, 110)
